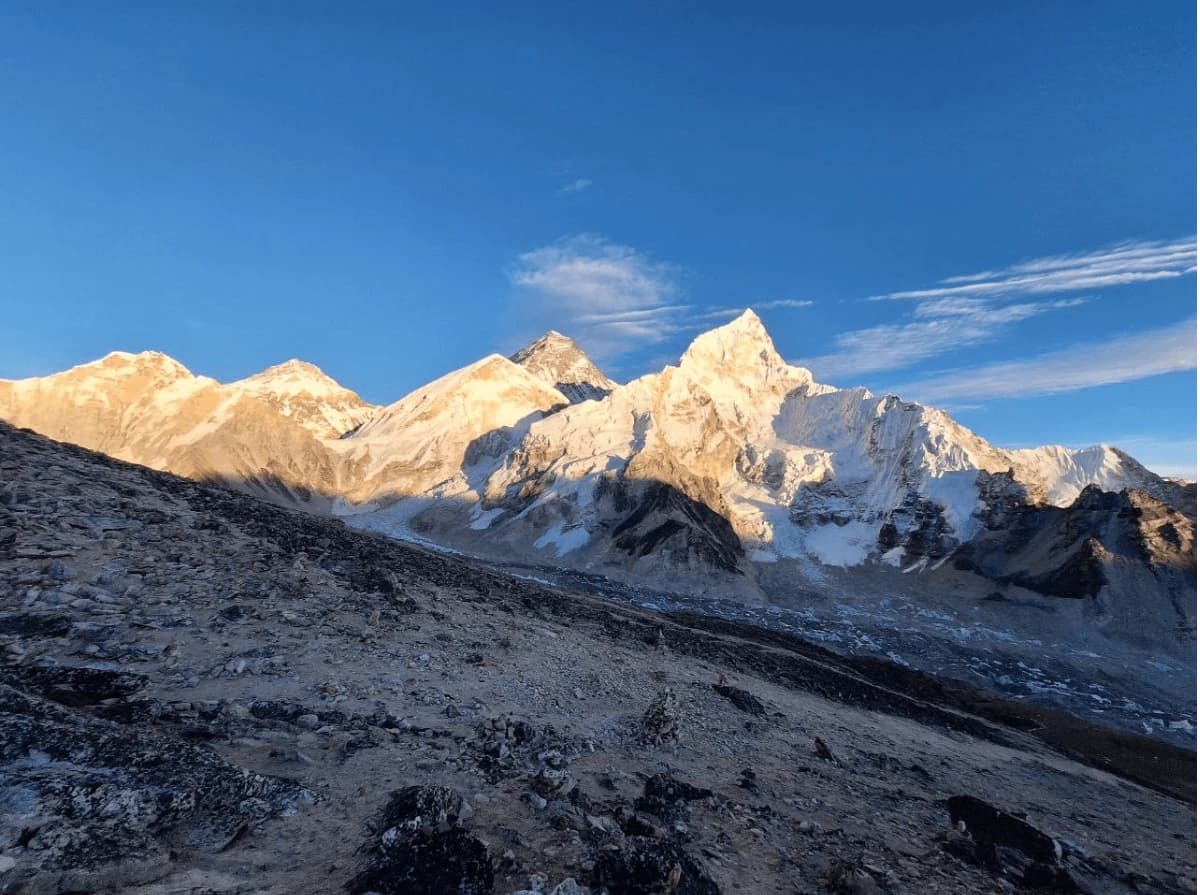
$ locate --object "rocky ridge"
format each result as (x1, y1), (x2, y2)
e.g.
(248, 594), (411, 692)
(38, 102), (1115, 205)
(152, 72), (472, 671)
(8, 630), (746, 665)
(510, 331), (617, 404)
(0, 421), (1194, 894)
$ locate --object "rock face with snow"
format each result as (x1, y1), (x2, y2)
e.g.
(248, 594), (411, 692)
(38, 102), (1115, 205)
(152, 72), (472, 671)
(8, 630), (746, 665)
(396, 313), (1190, 591)
(0, 314), (1192, 614)
(510, 330), (617, 403)
(332, 354), (569, 506)
(955, 479), (1196, 606)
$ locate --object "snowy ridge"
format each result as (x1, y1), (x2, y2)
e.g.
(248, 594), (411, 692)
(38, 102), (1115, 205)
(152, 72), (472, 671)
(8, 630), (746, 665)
(0, 314), (1184, 583)
(412, 311), (1168, 575)
(334, 354), (569, 505)
(231, 359), (379, 438)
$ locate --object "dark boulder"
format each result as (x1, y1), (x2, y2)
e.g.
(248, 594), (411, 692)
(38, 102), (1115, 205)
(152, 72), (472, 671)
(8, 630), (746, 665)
(347, 785), (491, 895)
(712, 682), (766, 716)
(591, 837), (720, 895)
(945, 795), (1082, 892)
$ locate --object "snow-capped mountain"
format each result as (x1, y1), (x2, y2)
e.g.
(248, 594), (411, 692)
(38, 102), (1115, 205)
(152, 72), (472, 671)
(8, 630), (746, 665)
(0, 313), (1192, 605)
(229, 359), (378, 439)
(509, 330), (617, 403)
(331, 354), (568, 506)
(0, 351), (352, 509)
(374, 312), (1189, 585)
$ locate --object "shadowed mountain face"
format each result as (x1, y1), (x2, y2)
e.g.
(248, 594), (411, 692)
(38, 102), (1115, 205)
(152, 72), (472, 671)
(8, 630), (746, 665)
(0, 312), (1193, 626)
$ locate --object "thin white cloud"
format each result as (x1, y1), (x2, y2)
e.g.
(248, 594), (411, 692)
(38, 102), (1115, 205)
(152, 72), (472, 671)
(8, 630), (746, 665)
(803, 236), (1196, 382)
(509, 237), (817, 362)
(509, 235), (685, 360)
(876, 236), (1196, 301)
(801, 298), (1088, 380)
(573, 305), (692, 325)
(892, 319), (1197, 403)
(693, 299), (815, 322)
(692, 307), (745, 322)
(512, 235), (677, 313)
(754, 299), (815, 310)
(558, 178), (593, 194)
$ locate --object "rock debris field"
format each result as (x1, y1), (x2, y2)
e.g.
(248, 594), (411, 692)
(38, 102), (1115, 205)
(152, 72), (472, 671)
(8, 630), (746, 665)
(0, 421), (1194, 894)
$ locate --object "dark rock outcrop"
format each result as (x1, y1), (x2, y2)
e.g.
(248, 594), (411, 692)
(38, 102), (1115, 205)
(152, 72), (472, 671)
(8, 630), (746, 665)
(347, 785), (492, 895)
(591, 837), (721, 895)
(0, 667), (311, 893)
(608, 480), (744, 575)
(955, 482), (1196, 600)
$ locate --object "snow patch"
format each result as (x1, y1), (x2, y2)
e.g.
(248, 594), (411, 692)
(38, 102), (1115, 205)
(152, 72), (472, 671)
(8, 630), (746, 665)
(533, 522), (591, 556)
(804, 522), (878, 567)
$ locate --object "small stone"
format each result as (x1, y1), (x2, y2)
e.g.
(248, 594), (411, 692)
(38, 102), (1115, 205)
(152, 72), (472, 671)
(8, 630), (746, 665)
(813, 736), (837, 763)
(223, 702), (250, 719)
(586, 814), (624, 838)
(525, 792), (548, 810)
(295, 713), (320, 730)
(43, 561), (72, 581)
(713, 679), (767, 715)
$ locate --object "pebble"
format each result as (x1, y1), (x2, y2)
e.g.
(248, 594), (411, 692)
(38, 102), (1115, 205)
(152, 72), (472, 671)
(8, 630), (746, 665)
(525, 792), (548, 810)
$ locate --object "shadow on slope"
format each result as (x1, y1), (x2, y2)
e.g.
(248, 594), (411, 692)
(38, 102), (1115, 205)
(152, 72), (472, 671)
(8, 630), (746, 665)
(3, 421), (1191, 806)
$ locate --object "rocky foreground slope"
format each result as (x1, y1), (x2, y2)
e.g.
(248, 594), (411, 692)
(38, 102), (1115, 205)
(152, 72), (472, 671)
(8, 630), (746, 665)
(0, 422), (1194, 894)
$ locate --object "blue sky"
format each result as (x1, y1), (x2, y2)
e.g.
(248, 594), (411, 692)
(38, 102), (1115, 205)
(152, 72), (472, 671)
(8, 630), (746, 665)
(0, 2), (1195, 475)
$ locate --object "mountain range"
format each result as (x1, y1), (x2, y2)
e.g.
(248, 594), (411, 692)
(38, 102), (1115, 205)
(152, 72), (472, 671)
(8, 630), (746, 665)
(1, 311), (1193, 619)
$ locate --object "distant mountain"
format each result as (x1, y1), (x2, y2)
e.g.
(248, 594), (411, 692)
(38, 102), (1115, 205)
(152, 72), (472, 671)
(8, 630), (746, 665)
(509, 330), (616, 403)
(230, 358), (378, 439)
(1, 313), (1193, 619)
(332, 354), (567, 506)
(0, 351), (358, 510)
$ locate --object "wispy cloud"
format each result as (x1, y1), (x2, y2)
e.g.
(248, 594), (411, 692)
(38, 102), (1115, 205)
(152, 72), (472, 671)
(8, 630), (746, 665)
(755, 298), (815, 311)
(891, 319), (1197, 404)
(801, 297), (1088, 380)
(558, 178), (593, 194)
(509, 235), (685, 360)
(875, 236), (1196, 301)
(801, 236), (1196, 382)
(508, 235), (816, 362)
(693, 299), (815, 322)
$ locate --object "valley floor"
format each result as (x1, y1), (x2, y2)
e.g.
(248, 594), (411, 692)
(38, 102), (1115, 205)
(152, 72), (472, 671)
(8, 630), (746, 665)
(0, 422), (1195, 894)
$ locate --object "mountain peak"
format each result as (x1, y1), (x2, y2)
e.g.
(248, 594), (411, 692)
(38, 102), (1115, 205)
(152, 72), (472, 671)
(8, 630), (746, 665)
(511, 331), (615, 404)
(231, 359), (376, 438)
(240, 358), (343, 390)
(511, 330), (581, 360)
(681, 309), (778, 367)
(90, 350), (194, 380)
(726, 307), (766, 331)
